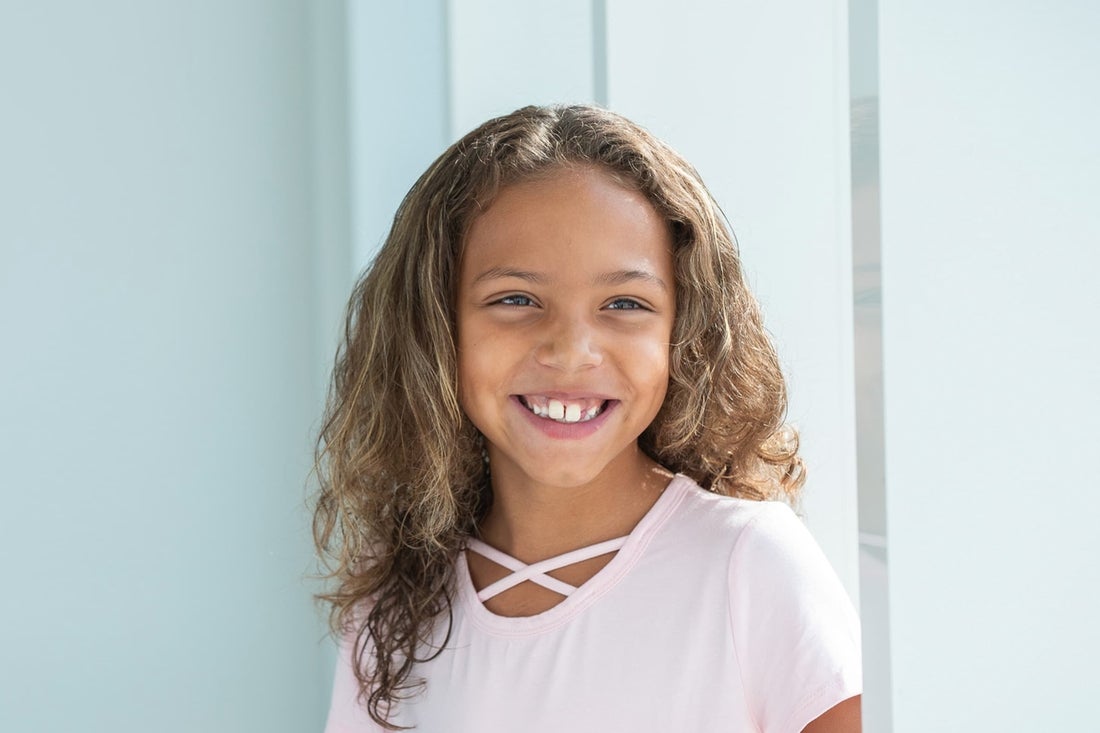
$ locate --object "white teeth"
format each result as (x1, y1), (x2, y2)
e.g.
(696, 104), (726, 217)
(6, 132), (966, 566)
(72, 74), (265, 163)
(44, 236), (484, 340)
(522, 396), (606, 424)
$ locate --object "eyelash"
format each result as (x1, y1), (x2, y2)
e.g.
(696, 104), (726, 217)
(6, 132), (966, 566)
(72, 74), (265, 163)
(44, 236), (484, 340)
(606, 298), (646, 310)
(495, 294), (535, 307)
(491, 295), (648, 311)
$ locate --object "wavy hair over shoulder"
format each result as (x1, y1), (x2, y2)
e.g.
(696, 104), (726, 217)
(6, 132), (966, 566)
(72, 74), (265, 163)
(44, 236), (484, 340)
(313, 104), (804, 728)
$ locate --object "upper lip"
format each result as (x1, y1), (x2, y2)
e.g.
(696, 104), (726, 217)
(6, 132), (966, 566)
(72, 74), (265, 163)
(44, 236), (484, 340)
(513, 390), (615, 401)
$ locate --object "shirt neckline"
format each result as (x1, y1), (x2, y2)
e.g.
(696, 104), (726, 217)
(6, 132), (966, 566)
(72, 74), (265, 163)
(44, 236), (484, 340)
(455, 473), (693, 637)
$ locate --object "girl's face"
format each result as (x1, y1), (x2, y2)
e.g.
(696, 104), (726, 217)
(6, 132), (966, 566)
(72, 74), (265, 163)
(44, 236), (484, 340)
(456, 166), (675, 490)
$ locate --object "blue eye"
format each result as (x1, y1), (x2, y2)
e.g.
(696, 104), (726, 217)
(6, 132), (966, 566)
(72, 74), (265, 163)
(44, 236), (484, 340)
(495, 294), (534, 307)
(606, 298), (646, 310)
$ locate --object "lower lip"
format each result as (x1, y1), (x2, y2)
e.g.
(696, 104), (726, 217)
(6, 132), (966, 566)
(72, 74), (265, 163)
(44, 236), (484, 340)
(510, 396), (618, 439)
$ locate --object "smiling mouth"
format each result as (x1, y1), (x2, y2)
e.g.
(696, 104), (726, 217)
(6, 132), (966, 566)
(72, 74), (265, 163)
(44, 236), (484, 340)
(517, 395), (610, 424)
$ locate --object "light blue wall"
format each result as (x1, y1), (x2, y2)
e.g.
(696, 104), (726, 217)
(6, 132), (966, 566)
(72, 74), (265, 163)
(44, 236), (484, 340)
(0, 2), (335, 730)
(879, 1), (1100, 729)
(348, 0), (449, 271)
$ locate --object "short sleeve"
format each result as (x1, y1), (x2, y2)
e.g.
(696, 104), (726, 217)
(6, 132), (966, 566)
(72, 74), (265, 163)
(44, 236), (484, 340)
(324, 633), (385, 733)
(727, 502), (862, 733)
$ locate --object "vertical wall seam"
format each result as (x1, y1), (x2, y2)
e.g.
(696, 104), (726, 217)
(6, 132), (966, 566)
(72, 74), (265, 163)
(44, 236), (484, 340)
(850, 0), (892, 729)
(441, 0), (455, 141)
(591, 0), (608, 106)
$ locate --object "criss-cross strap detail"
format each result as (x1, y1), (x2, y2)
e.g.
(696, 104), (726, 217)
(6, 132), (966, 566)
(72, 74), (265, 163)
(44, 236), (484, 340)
(466, 536), (629, 602)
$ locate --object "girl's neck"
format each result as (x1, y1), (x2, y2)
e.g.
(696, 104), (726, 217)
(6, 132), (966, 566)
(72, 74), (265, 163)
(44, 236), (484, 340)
(477, 448), (673, 562)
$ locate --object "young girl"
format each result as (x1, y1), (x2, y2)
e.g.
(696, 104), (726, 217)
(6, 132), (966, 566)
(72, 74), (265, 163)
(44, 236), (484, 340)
(315, 104), (862, 732)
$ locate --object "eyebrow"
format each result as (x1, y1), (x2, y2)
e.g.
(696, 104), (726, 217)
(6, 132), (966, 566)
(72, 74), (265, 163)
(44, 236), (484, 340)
(472, 266), (669, 292)
(592, 269), (669, 292)
(472, 266), (547, 285)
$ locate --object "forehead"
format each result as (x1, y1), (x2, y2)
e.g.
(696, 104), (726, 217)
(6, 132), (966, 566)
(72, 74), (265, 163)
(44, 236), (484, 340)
(460, 166), (673, 280)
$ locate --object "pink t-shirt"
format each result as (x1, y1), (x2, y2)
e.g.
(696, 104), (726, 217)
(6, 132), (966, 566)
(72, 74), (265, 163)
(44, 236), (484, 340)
(325, 474), (862, 732)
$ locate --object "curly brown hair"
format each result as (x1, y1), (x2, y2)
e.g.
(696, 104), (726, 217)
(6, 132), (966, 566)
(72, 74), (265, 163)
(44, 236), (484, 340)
(313, 104), (804, 728)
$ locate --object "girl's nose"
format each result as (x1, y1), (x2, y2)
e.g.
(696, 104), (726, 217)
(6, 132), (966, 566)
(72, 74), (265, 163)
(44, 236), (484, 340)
(534, 316), (603, 371)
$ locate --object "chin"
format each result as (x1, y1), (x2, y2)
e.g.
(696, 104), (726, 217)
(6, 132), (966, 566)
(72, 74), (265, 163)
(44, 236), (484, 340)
(512, 457), (615, 490)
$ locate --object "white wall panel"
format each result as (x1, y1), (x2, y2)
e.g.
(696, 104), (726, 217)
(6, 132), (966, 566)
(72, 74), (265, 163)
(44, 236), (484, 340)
(879, 2), (1100, 729)
(605, 0), (860, 600)
(447, 0), (595, 138)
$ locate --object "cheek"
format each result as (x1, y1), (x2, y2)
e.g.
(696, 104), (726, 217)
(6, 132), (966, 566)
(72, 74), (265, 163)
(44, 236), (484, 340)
(649, 356), (672, 407)
(456, 349), (480, 408)
(455, 307), (481, 400)
(623, 333), (672, 407)
(650, 328), (674, 403)
(456, 337), (501, 409)
(639, 324), (673, 371)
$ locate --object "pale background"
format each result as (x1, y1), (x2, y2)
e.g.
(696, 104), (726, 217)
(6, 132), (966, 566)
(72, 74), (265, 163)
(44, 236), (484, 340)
(1, 1), (1096, 731)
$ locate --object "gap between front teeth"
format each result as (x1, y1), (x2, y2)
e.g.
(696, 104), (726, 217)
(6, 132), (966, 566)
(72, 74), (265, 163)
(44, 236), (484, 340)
(525, 397), (603, 423)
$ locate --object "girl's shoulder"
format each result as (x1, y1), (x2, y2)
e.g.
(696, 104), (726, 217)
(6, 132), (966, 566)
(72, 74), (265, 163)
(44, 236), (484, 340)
(661, 473), (802, 554)
(657, 475), (850, 611)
